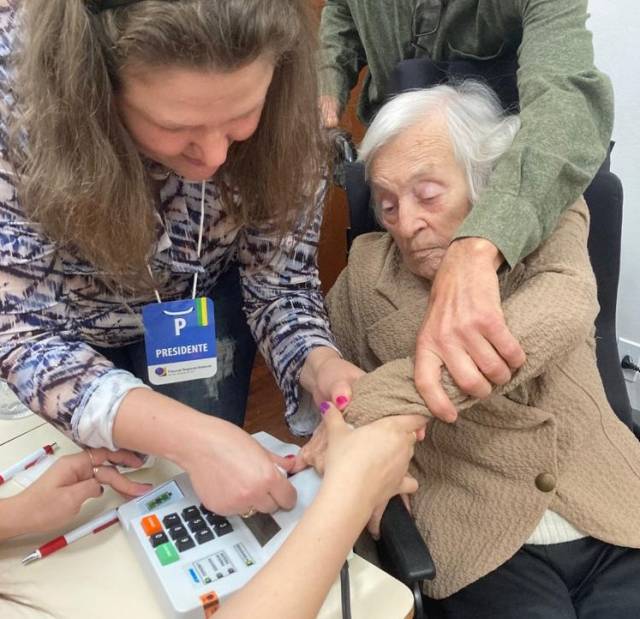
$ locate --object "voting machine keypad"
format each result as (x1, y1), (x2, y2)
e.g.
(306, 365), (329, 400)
(140, 504), (235, 568)
(116, 437), (323, 619)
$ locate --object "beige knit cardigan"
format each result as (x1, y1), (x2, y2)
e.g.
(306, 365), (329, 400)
(326, 200), (640, 599)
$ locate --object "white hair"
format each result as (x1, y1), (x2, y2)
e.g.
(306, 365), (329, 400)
(358, 81), (521, 204)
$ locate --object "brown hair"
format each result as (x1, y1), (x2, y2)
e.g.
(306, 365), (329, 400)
(10, 0), (325, 291)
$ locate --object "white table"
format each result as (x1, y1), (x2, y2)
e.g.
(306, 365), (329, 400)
(0, 416), (414, 618)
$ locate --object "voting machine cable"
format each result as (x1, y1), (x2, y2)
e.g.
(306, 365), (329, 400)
(340, 561), (352, 619)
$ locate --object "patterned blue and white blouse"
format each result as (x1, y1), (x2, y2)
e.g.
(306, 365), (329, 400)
(0, 5), (335, 447)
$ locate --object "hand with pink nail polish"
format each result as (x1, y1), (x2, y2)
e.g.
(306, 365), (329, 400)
(299, 347), (365, 413)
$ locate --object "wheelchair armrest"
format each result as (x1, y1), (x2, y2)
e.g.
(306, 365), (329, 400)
(378, 495), (436, 583)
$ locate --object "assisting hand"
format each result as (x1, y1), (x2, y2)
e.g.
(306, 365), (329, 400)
(415, 238), (526, 422)
(319, 95), (340, 128)
(320, 404), (425, 516)
(299, 347), (365, 413)
(0, 449), (149, 540)
(366, 475), (418, 539)
(179, 414), (297, 517)
(113, 389), (297, 519)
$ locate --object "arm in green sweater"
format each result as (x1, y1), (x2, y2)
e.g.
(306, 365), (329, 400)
(455, 0), (614, 267)
(318, 0), (366, 112)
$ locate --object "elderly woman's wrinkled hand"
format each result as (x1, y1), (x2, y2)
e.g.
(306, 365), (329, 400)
(292, 412), (336, 475)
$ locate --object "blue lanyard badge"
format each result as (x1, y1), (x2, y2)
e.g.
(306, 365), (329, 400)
(142, 297), (217, 385)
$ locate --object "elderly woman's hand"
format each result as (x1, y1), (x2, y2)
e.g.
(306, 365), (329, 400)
(293, 395), (427, 478)
(291, 407), (334, 475)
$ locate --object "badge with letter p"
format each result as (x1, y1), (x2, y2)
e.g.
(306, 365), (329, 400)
(142, 297), (217, 385)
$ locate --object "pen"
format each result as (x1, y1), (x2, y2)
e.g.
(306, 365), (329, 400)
(0, 442), (57, 485)
(22, 508), (120, 565)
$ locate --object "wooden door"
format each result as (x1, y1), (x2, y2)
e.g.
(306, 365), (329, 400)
(312, 0), (366, 293)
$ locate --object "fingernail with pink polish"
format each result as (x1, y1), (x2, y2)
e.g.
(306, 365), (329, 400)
(319, 401), (331, 415)
(285, 454), (295, 460)
(336, 395), (349, 408)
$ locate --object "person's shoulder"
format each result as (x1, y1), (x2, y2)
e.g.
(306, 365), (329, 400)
(0, 1), (18, 147)
(0, 2), (17, 56)
(0, 2), (17, 82)
(348, 231), (394, 272)
(350, 231), (393, 256)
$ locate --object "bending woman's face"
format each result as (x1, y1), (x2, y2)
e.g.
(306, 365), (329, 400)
(370, 114), (471, 280)
(115, 56), (275, 182)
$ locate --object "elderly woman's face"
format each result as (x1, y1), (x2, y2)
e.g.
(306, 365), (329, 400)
(370, 113), (471, 280)
(116, 56), (274, 182)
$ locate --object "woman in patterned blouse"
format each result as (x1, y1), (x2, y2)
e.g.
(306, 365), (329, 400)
(0, 0), (361, 516)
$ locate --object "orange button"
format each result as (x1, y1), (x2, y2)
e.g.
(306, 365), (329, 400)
(201, 592), (219, 618)
(141, 515), (163, 536)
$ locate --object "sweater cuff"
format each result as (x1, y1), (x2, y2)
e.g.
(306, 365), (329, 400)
(454, 194), (543, 269)
(72, 369), (151, 449)
(284, 339), (341, 437)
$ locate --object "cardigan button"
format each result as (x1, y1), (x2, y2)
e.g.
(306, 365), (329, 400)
(535, 473), (556, 493)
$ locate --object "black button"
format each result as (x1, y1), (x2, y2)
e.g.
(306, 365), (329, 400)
(168, 525), (187, 540)
(163, 513), (181, 529)
(188, 517), (208, 533)
(176, 536), (195, 552)
(206, 513), (228, 527)
(149, 531), (169, 548)
(194, 528), (215, 544)
(182, 506), (201, 521)
(213, 521), (233, 536)
(199, 504), (213, 516)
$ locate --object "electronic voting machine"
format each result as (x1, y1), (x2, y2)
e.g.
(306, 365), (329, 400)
(117, 432), (322, 618)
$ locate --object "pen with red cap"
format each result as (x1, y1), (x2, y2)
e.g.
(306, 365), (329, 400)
(0, 442), (57, 485)
(22, 508), (120, 565)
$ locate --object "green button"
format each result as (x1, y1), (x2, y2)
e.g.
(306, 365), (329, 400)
(155, 542), (179, 566)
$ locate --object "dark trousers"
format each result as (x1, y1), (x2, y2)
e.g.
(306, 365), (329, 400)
(96, 265), (256, 427)
(424, 537), (640, 618)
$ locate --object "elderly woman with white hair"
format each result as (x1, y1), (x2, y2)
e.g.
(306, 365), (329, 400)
(319, 82), (640, 617)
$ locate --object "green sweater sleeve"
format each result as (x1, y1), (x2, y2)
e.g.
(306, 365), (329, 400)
(454, 0), (614, 267)
(318, 0), (367, 111)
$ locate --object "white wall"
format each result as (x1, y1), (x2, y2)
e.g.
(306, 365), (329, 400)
(588, 1), (640, 410)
